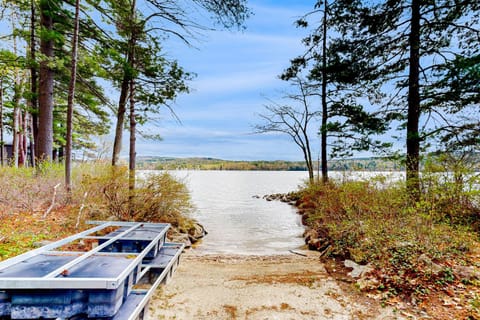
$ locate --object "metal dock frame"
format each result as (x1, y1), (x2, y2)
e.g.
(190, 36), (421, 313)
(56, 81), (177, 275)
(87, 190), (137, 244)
(0, 221), (185, 320)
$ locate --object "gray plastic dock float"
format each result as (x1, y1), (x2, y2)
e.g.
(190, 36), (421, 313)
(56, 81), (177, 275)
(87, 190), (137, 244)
(0, 221), (184, 320)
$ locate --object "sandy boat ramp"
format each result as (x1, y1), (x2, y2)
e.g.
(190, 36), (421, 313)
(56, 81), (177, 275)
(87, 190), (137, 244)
(148, 250), (407, 320)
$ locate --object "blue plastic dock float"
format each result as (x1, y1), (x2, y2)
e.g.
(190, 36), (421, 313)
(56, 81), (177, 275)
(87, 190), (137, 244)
(0, 221), (184, 320)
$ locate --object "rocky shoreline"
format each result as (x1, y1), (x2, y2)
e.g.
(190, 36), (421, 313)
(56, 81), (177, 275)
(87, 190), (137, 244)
(168, 222), (207, 248)
(258, 191), (328, 252)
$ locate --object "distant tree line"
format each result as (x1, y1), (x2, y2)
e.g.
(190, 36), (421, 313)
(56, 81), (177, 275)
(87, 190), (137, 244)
(135, 156), (415, 172)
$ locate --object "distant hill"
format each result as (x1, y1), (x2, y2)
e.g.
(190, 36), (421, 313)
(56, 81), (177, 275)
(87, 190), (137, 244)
(136, 156), (405, 171)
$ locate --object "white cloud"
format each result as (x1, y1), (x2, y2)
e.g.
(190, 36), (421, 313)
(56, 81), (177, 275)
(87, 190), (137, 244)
(132, 0), (316, 160)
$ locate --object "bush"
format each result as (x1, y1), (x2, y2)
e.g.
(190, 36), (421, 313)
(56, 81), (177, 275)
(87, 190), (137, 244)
(74, 163), (194, 229)
(299, 169), (479, 297)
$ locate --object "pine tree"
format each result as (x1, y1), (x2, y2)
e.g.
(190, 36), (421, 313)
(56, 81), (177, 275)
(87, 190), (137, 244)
(282, 0), (389, 182)
(333, 0), (480, 199)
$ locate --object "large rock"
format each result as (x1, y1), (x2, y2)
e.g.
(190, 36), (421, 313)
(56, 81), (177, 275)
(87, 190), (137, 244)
(168, 222), (207, 249)
(303, 228), (330, 252)
(262, 192), (299, 204)
(417, 254), (443, 275)
(188, 222), (207, 243)
(168, 231), (192, 248)
(344, 259), (374, 278)
(453, 265), (480, 281)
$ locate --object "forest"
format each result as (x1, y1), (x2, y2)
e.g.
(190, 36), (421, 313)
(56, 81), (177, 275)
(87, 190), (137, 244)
(0, 0), (249, 193)
(0, 0), (478, 191)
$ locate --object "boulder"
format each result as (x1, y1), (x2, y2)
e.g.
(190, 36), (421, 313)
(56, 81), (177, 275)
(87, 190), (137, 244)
(453, 265), (480, 281)
(344, 259), (374, 278)
(168, 232), (192, 248)
(303, 228), (318, 243)
(188, 222), (207, 243)
(417, 254), (443, 275)
(303, 228), (330, 251)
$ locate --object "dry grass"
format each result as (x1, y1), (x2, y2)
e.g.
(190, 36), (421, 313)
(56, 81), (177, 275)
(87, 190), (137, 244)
(0, 162), (194, 260)
(302, 176), (479, 266)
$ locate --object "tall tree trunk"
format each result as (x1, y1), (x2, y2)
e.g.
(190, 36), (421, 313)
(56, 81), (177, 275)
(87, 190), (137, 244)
(127, 0), (137, 217)
(111, 76), (129, 166)
(303, 126), (314, 183)
(301, 146), (314, 183)
(22, 112), (29, 166)
(29, 117), (35, 167)
(128, 77), (136, 218)
(66, 0), (81, 194)
(37, 0), (56, 161)
(407, 0), (421, 200)
(0, 79), (4, 166)
(112, 0), (138, 167)
(12, 81), (20, 168)
(12, 18), (20, 168)
(18, 112), (26, 166)
(320, 0), (329, 183)
(30, 0), (38, 165)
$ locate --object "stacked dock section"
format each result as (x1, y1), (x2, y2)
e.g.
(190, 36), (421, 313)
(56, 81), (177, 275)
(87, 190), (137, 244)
(0, 221), (184, 320)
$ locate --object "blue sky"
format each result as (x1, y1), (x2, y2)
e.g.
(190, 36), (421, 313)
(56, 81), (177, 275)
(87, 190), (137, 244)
(132, 1), (318, 161)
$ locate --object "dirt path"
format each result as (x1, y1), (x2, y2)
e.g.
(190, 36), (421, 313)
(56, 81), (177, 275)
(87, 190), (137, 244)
(148, 250), (406, 319)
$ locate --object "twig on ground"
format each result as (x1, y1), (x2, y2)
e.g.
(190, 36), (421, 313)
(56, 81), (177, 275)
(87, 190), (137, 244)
(43, 183), (61, 218)
(75, 191), (89, 229)
(289, 250), (308, 257)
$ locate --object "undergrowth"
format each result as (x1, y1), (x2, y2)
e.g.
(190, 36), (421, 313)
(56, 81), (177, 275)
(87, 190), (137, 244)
(299, 160), (480, 301)
(0, 162), (194, 260)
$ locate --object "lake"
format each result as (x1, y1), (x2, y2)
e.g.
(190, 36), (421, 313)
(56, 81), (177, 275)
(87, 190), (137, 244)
(167, 170), (309, 255)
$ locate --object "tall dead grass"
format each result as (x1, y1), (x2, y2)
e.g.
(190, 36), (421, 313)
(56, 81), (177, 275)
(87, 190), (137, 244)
(0, 162), (194, 259)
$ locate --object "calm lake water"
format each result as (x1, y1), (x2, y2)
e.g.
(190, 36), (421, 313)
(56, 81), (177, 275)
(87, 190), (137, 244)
(167, 170), (309, 255)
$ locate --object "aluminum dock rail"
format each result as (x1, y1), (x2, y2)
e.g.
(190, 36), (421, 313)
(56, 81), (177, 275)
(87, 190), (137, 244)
(0, 221), (185, 320)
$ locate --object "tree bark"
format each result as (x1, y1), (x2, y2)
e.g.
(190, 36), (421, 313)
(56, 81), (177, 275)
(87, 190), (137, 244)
(128, 0), (137, 217)
(128, 77), (136, 217)
(30, 0), (38, 161)
(17, 111), (26, 166)
(302, 126), (314, 183)
(66, 0), (81, 194)
(37, 0), (55, 161)
(12, 79), (20, 168)
(301, 146), (314, 183)
(111, 76), (129, 166)
(407, 0), (421, 200)
(22, 112), (29, 166)
(12, 19), (21, 168)
(320, 0), (329, 183)
(0, 79), (4, 166)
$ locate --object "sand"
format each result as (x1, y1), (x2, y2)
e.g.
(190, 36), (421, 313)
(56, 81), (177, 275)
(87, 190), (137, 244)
(148, 250), (406, 320)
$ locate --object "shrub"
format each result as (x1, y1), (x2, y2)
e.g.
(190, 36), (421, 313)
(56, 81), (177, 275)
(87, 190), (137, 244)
(299, 169), (479, 297)
(74, 163), (194, 229)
